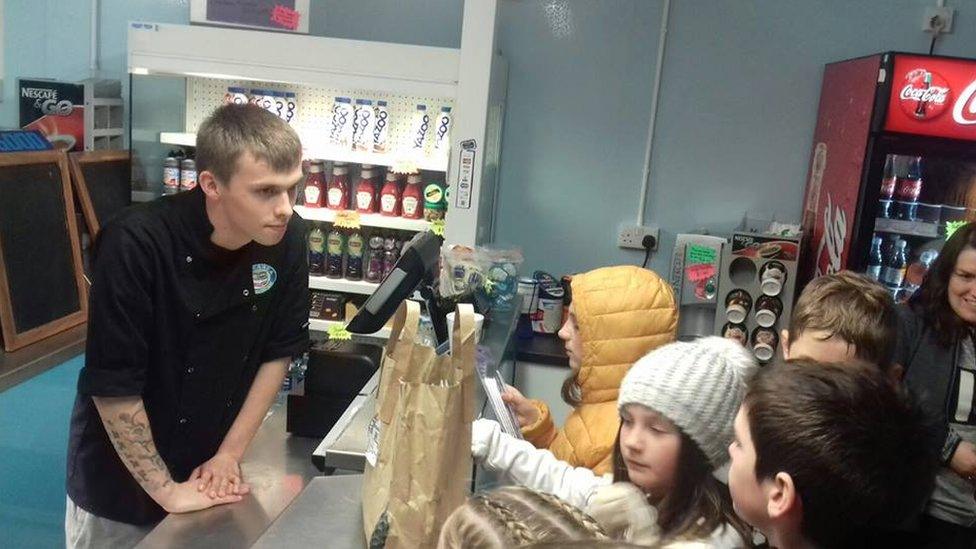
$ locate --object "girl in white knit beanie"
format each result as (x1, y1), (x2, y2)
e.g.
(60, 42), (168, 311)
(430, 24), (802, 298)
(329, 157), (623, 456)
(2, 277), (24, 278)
(468, 337), (758, 548)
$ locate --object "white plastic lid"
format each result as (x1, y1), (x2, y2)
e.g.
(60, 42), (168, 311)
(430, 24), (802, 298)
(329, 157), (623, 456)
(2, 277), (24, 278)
(761, 278), (782, 296)
(333, 167), (348, 175)
(308, 163), (323, 173)
(755, 309), (777, 328)
(754, 343), (774, 362)
(726, 304), (747, 324)
(385, 172), (398, 181)
(361, 169), (374, 178)
(407, 174), (422, 184)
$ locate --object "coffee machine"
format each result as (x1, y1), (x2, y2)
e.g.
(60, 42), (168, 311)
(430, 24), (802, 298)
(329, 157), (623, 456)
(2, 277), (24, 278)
(668, 234), (727, 341)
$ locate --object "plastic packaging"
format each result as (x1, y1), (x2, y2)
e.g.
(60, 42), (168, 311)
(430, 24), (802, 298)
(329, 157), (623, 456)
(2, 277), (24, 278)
(481, 246), (524, 311)
(179, 159), (197, 191)
(408, 104), (430, 152)
(402, 175), (424, 219)
(352, 99), (375, 152)
(434, 106), (452, 151)
(439, 245), (488, 299)
(329, 97), (355, 148)
(373, 101), (389, 153)
(163, 157), (180, 194)
(423, 180), (447, 221)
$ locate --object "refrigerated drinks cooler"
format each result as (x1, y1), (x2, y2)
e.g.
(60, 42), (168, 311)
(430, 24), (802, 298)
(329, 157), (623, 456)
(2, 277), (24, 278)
(801, 52), (976, 301)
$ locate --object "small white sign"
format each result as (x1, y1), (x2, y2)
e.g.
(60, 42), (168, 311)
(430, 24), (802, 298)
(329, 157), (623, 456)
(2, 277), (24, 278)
(455, 139), (476, 210)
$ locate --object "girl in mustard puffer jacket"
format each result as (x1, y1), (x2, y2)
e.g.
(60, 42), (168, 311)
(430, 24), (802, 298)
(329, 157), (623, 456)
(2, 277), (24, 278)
(503, 265), (678, 475)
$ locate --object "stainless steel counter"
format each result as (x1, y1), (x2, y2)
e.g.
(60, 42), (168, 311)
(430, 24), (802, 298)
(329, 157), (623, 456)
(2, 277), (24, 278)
(313, 391), (374, 472)
(136, 401), (322, 548)
(252, 475), (365, 548)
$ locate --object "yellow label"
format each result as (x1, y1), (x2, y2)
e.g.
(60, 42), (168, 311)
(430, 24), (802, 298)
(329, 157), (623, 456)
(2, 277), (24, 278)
(390, 160), (419, 175)
(327, 323), (352, 340)
(430, 219), (446, 237)
(334, 210), (361, 229)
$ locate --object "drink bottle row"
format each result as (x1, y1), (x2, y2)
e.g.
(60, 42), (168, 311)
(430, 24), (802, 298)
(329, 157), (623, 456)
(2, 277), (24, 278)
(877, 154), (972, 225)
(865, 233), (939, 301)
(302, 161), (447, 222)
(161, 151), (198, 195)
(307, 222), (412, 283)
(878, 155), (925, 221)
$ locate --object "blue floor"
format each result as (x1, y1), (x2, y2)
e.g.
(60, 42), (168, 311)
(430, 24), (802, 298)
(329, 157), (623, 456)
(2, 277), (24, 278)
(1, 354), (84, 548)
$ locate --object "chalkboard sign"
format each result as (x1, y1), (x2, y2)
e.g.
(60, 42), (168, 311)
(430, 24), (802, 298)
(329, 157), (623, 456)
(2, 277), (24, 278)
(0, 151), (87, 351)
(68, 150), (132, 237)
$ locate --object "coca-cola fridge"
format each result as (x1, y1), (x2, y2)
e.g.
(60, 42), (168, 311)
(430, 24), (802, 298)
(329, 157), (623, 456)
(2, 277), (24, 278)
(801, 52), (976, 301)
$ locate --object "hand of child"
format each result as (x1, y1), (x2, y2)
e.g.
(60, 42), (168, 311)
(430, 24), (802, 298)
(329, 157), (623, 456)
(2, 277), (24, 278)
(501, 385), (539, 428)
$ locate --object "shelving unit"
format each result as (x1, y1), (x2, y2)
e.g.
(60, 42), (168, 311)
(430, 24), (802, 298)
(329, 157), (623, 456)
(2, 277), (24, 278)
(159, 132), (450, 172)
(129, 3), (507, 339)
(84, 80), (125, 150)
(294, 205), (430, 232)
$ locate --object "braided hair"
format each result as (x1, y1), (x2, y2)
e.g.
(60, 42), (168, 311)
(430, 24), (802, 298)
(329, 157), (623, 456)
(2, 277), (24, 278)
(437, 486), (608, 548)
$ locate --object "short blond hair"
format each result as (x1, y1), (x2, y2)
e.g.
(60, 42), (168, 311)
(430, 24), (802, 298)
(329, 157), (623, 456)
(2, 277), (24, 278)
(195, 104), (302, 184)
(789, 271), (897, 370)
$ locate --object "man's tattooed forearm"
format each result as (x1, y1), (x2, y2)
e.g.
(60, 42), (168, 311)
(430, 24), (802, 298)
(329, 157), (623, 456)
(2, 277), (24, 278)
(102, 401), (172, 493)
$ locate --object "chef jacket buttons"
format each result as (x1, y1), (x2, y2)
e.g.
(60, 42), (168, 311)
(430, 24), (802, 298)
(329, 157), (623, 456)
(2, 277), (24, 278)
(185, 256), (193, 264)
(251, 304), (258, 312)
(225, 400), (233, 408)
(243, 289), (250, 297)
(186, 366), (194, 374)
(179, 417), (188, 425)
(194, 311), (201, 319)
(242, 354), (249, 363)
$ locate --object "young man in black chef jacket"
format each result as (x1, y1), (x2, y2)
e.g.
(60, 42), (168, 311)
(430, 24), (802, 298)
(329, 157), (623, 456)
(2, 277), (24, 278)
(65, 104), (309, 548)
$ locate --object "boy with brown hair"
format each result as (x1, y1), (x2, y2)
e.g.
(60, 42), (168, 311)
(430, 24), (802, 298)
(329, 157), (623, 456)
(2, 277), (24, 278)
(727, 360), (939, 548)
(782, 270), (901, 378)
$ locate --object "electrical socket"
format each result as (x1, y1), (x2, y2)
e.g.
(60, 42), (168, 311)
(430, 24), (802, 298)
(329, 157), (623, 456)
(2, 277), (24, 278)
(618, 225), (659, 251)
(922, 6), (954, 33)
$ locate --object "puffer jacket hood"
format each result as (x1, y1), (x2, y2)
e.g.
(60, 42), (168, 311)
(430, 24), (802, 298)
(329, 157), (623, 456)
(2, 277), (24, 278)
(572, 265), (678, 404)
(523, 265), (678, 473)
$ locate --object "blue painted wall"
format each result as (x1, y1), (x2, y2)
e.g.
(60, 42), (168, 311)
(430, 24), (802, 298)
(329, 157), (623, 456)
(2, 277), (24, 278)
(4, 0), (976, 276)
(493, 0), (976, 276)
(0, 0), (189, 129)
(0, 356), (85, 548)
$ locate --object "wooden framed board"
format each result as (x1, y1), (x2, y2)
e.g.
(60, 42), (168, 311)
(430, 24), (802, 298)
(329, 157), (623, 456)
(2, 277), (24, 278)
(0, 151), (88, 351)
(68, 150), (131, 237)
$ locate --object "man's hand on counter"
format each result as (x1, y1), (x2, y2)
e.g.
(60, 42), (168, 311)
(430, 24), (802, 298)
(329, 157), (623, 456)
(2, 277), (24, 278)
(157, 469), (243, 513)
(193, 451), (251, 499)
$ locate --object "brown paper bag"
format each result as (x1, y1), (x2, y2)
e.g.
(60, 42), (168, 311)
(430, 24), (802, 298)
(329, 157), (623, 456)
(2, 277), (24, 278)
(361, 302), (477, 548)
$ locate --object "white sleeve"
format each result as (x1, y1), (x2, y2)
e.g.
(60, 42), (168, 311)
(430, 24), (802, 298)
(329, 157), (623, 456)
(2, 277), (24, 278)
(472, 418), (611, 508)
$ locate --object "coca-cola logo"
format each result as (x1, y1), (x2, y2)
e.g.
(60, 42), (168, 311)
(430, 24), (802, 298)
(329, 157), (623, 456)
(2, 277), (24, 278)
(899, 68), (951, 120)
(952, 79), (976, 125)
(816, 194), (847, 277)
